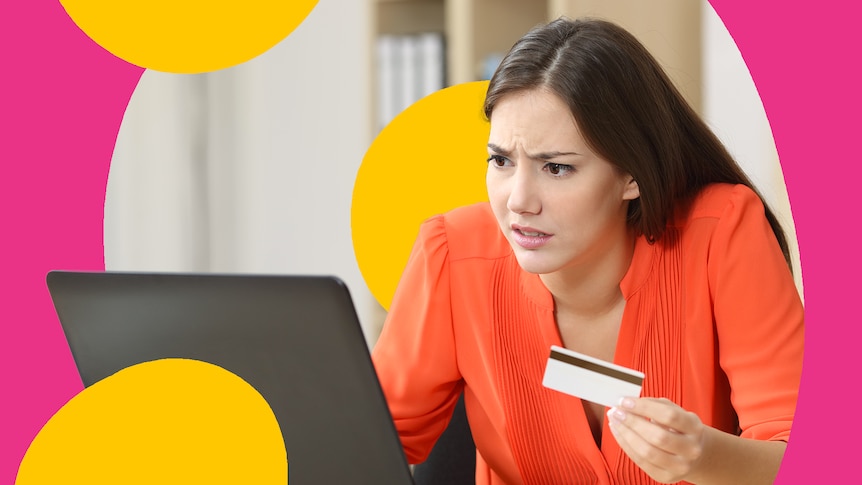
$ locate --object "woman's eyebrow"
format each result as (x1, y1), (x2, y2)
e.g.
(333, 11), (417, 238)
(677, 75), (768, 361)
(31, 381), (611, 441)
(487, 143), (580, 160)
(529, 150), (581, 160)
(487, 143), (511, 156)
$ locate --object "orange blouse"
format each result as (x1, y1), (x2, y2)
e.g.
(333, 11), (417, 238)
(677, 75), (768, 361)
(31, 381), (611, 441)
(371, 184), (804, 485)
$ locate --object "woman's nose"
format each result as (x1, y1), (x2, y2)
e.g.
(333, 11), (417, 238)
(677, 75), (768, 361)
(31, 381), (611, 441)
(506, 169), (541, 215)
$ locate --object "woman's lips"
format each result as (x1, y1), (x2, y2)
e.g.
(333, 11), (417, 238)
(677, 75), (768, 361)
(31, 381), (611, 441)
(511, 225), (552, 249)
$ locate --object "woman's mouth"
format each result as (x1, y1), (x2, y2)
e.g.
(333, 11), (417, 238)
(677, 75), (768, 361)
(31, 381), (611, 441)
(511, 225), (552, 249)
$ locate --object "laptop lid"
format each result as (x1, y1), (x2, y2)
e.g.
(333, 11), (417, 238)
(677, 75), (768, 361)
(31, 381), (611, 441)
(46, 270), (414, 485)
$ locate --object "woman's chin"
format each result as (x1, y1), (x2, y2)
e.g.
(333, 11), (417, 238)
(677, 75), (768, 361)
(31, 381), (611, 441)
(513, 253), (560, 275)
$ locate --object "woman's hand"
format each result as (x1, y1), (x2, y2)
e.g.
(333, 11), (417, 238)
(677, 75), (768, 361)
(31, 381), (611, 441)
(607, 397), (707, 484)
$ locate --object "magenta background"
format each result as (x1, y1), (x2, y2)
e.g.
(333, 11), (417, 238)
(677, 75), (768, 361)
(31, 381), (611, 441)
(0, 0), (858, 483)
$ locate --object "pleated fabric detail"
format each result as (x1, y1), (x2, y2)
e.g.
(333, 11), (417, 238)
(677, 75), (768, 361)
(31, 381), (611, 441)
(612, 231), (687, 485)
(491, 256), (601, 485)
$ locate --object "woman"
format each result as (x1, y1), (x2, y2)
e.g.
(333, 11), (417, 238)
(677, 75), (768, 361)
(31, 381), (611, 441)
(371, 17), (803, 485)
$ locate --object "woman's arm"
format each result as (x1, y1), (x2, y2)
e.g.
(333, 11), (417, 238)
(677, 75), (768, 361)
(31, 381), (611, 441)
(607, 397), (786, 485)
(371, 214), (463, 463)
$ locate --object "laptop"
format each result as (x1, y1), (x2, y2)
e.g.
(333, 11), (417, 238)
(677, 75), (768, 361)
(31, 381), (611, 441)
(46, 270), (415, 485)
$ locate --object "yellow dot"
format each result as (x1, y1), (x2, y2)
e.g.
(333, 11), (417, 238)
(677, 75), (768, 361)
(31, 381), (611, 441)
(351, 81), (491, 311)
(16, 359), (286, 484)
(60, 0), (318, 73)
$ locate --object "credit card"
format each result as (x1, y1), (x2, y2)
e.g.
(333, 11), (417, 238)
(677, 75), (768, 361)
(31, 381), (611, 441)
(542, 345), (645, 408)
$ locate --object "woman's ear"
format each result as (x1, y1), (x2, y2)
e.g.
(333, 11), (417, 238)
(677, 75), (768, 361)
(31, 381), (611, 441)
(623, 176), (640, 201)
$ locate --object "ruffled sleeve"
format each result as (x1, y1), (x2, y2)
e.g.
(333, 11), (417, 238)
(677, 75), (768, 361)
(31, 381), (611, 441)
(709, 185), (804, 442)
(371, 214), (463, 463)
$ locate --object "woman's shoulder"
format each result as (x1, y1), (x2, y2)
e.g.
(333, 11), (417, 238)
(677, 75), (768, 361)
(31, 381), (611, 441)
(419, 202), (511, 261)
(679, 183), (766, 225)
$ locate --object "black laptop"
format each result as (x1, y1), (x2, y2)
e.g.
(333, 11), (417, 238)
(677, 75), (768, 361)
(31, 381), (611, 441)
(46, 270), (414, 485)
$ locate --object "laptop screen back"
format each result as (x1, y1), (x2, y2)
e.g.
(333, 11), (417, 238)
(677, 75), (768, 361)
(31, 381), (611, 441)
(46, 271), (413, 485)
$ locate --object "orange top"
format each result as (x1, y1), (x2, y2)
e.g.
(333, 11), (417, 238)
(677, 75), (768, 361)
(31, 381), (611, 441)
(371, 184), (804, 485)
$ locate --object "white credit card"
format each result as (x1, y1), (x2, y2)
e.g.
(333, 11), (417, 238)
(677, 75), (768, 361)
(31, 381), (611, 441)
(542, 345), (645, 408)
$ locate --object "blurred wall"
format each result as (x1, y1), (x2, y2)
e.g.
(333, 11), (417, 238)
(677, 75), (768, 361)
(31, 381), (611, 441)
(104, 0), (382, 345)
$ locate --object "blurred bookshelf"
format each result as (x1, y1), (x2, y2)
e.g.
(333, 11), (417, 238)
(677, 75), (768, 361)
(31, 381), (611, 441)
(370, 0), (549, 132)
(369, 0), (702, 134)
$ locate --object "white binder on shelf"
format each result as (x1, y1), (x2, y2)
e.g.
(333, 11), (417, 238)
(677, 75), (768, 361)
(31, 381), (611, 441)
(375, 32), (445, 131)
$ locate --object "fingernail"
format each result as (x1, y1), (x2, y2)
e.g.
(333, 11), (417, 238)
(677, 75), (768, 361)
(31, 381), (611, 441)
(608, 407), (626, 421)
(620, 397), (635, 409)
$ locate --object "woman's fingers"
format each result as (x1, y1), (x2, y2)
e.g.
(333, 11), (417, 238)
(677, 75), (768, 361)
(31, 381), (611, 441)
(621, 397), (699, 435)
(607, 397), (706, 483)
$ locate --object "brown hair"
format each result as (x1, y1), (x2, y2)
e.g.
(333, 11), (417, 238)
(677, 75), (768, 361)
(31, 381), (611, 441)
(484, 17), (792, 268)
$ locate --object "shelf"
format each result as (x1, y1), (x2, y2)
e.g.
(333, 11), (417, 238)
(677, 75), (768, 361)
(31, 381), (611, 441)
(376, 0), (444, 37)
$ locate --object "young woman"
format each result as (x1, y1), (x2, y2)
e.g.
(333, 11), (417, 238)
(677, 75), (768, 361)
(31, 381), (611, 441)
(372, 17), (803, 485)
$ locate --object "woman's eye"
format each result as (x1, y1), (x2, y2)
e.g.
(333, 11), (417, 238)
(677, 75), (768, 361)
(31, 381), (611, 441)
(487, 155), (508, 167)
(545, 163), (573, 176)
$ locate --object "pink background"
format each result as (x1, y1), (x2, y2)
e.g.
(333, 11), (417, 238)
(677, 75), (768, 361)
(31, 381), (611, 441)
(0, 0), (858, 482)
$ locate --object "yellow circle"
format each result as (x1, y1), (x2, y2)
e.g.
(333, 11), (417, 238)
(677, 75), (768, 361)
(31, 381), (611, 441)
(16, 359), (286, 484)
(60, 0), (319, 73)
(352, 81), (491, 310)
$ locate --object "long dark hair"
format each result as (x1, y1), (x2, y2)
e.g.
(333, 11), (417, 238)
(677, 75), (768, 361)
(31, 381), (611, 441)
(484, 17), (792, 268)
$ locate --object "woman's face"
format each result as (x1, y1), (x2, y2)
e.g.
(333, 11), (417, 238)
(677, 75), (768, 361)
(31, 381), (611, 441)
(486, 89), (640, 276)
